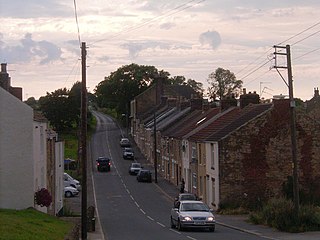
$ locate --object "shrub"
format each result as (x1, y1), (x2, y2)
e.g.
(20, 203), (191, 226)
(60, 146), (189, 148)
(34, 188), (52, 207)
(249, 197), (320, 232)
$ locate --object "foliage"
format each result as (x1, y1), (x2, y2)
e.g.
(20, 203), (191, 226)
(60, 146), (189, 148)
(207, 67), (242, 100)
(38, 81), (93, 133)
(24, 97), (40, 110)
(34, 188), (52, 207)
(282, 176), (320, 205)
(38, 88), (75, 131)
(0, 208), (73, 240)
(95, 63), (204, 118)
(249, 197), (320, 232)
(95, 63), (159, 116)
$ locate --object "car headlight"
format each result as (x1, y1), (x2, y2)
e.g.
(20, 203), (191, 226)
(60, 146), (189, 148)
(207, 216), (215, 221)
(182, 216), (192, 221)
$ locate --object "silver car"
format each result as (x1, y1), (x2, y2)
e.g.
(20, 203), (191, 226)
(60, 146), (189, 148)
(170, 200), (215, 231)
(128, 162), (142, 175)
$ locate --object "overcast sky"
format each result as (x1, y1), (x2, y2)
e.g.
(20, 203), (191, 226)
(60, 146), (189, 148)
(1, 0), (319, 100)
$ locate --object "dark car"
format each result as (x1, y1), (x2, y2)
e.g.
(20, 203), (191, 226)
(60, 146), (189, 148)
(174, 193), (198, 207)
(96, 157), (111, 172)
(123, 147), (134, 160)
(136, 169), (152, 182)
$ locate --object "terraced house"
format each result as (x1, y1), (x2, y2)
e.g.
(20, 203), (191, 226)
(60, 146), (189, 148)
(131, 82), (320, 210)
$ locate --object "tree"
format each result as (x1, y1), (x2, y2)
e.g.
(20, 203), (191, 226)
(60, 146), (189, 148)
(38, 88), (77, 132)
(95, 63), (161, 117)
(24, 97), (39, 110)
(207, 67), (242, 100)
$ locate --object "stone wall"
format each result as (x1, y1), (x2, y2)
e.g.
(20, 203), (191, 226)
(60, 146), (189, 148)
(218, 100), (320, 207)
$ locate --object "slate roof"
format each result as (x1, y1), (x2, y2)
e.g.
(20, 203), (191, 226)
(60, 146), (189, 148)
(187, 103), (272, 142)
(207, 103), (272, 141)
(164, 84), (199, 100)
(165, 107), (221, 140)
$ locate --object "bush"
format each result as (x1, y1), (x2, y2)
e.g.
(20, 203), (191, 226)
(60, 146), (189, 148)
(34, 188), (52, 207)
(249, 197), (320, 232)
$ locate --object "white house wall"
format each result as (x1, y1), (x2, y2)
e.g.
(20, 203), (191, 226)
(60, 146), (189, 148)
(33, 121), (48, 213)
(55, 141), (64, 215)
(205, 142), (220, 209)
(0, 88), (34, 209)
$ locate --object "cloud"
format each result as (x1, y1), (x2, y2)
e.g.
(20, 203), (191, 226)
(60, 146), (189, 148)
(160, 22), (176, 30)
(0, 33), (62, 64)
(0, 0), (72, 18)
(199, 31), (222, 49)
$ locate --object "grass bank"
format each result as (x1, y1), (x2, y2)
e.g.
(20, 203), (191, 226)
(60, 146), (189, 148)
(0, 208), (73, 240)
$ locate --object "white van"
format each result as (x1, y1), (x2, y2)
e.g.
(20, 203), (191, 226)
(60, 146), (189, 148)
(64, 173), (81, 190)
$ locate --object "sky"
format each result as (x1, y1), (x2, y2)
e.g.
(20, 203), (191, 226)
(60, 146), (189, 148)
(1, 0), (320, 101)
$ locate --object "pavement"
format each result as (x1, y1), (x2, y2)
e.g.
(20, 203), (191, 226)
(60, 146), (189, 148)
(83, 132), (320, 240)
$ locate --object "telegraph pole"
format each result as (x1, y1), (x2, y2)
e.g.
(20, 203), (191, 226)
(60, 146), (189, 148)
(274, 44), (299, 216)
(81, 42), (88, 240)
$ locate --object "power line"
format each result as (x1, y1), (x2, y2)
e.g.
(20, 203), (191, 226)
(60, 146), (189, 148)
(293, 47), (320, 61)
(277, 20), (320, 45)
(291, 29), (320, 46)
(90, 0), (206, 46)
(73, 0), (81, 48)
(239, 59), (273, 81)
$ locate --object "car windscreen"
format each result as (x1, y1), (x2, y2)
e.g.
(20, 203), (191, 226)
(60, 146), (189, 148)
(181, 203), (209, 212)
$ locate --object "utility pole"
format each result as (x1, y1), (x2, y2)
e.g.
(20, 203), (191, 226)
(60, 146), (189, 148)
(273, 44), (299, 217)
(81, 42), (88, 240)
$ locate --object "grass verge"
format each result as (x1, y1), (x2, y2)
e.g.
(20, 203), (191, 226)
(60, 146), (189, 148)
(0, 208), (73, 240)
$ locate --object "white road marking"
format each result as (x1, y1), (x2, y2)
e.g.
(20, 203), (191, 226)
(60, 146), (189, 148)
(157, 222), (166, 228)
(187, 236), (197, 240)
(140, 209), (146, 214)
(130, 195), (134, 201)
(169, 229), (181, 234)
(147, 216), (154, 221)
(135, 201), (140, 208)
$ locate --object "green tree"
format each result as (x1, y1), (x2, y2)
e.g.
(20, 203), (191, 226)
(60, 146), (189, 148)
(95, 63), (161, 116)
(24, 97), (39, 110)
(207, 67), (242, 100)
(38, 88), (77, 132)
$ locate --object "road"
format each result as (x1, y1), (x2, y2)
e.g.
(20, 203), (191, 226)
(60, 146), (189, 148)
(90, 111), (268, 240)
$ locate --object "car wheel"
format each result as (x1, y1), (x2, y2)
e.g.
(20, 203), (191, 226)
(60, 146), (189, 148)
(65, 191), (72, 198)
(170, 217), (175, 229)
(209, 226), (215, 232)
(177, 219), (183, 231)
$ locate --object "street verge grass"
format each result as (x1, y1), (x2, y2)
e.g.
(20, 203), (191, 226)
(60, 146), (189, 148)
(249, 197), (320, 232)
(0, 208), (73, 240)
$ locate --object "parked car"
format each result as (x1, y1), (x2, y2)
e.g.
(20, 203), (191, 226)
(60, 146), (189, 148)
(64, 172), (81, 190)
(170, 200), (215, 232)
(120, 138), (130, 147)
(136, 169), (152, 182)
(96, 156), (111, 172)
(64, 186), (79, 198)
(123, 147), (134, 160)
(174, 193), (198, 207)
(129, 162), (142, 175)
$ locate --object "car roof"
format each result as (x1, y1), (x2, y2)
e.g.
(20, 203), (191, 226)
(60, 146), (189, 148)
(121, 138), (129, 141)
(97, 157), (110, 161)
(131, 162), (141, 166)
(179, 200), (203, 204)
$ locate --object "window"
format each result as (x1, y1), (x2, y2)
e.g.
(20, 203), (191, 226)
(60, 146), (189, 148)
(192, 173), (197, 189)
(191, 144), (197, 163)
(211, 178), (216, 207)
(211, 143), (215, 169)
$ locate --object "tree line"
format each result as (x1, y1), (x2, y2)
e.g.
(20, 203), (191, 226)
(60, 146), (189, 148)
(25, 63), (241, 132)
